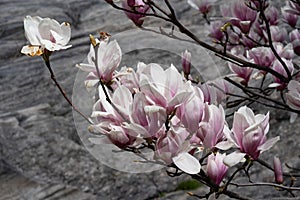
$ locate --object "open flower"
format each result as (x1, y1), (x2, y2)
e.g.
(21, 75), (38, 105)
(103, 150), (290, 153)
(76, 39), (122, 86)
(89, 85), (141, 148)
(221, 1), (257, 33)
(139, 64), (194, 114)
(224, 106), (280, 166)
(21, 15), (71, 56)
(155, 127), (201, 174)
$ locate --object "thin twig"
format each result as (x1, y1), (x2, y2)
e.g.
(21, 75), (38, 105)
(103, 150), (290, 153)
(44, 59), (93, 124)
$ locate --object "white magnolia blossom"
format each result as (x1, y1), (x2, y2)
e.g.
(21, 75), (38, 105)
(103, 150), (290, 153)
(21, 15), (71, 56)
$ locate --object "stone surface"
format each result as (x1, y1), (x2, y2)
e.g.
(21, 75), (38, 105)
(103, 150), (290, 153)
(0, 0), (299, 200)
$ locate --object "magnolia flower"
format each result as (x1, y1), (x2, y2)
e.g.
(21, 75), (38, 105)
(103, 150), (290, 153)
(289, 29), (300, 55)
(247, 47), (275, 67)
(228, 52), (253, 85)
(207, 21), (225, 43)
(89, 85), (140, 148)
(187, 0), (217, 15)
(206, 153), (228, 185)
(176, 88), (205, 133)
(122, 0), (150, 26)
(282, 7), (298, 27)
(265, 6), (279, 26)
(271, 58), (294, 89)
(221, 1), (257, 33)
(129, 92), (167, 138)
(273, 156), (283, 184)
(21, 16), (71, 56)
(283, 1), (300, 15)
(200, 79), (229, 105)
(139, 64), (194, 114)
(224, 106), (280, 166)
(155, 127), (201, 174)
(193, 103), (226, 149)
(76, 39), (122, 86)
(263, 26), (287, 43)
(286, 80), (300, 110)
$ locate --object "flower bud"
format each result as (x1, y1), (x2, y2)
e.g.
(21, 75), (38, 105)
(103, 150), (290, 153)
(273, 156), (283, 184)
(182, 50), (191, 76)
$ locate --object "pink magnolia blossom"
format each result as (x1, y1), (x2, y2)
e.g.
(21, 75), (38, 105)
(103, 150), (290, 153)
(129, 92), (167, 138)
(271, 58), (294, 89)
(264, 26), (287, 43)
(282, 7), (298, 27)
(221, 1), (257, 33)
(199, 79), (229, 105)
(206, 153), (228, 185)
(89, 85), (139, 148)
(176, 88), (205, 133)
(286, 80), (300, 110)
(224, 106), (279, 166)
(275, 43), (295, 60)
(228, 52), (253, 85)
(265, 6), (279, 26)
(282, 1), (300, 15)
(139, 64), (194, 114)
(122, 0), (150, 26)
(193, 103), (226, 149)
(273, 156), (283, 184)
(155, 127), (201, 174)
(76, 39), (122, 86)
(289, 29), (300, 55)
(187, 0), (217, 15)
(207, 21), (225, 43)
(21, 15), (71, 56)
(247, 47), (275, 67)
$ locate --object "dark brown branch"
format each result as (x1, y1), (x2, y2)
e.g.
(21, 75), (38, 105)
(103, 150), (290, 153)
(44, 59), (93, 124)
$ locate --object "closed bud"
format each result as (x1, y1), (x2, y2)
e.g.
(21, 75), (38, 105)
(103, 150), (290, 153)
(273, 156), (283, 184)
(182, 50), (191, 75)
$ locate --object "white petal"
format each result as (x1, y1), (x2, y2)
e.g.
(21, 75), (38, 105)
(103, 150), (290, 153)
(60, 22), (71, 45)
(258, 136), (280, 153)
(76, 63), (95, 72)
(215, 141), (234, 150)
(24, 15), (42, 45)
(172, 152), (201, 174)
(223, 151), (246, 167)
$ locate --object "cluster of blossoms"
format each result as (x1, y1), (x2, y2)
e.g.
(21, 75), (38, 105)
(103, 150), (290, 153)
(201, 0), (300, 109)
(74, 34), (279, 185)
(21, 0), (300, 196)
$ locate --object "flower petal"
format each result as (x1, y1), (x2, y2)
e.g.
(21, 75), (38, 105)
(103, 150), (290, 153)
(223, 151), (246, 167)
(172, 152), (201, 174)
(258, 136), (280, 152)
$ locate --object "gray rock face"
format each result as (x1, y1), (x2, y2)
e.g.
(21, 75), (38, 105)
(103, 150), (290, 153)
(0, 0), (299, 200)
